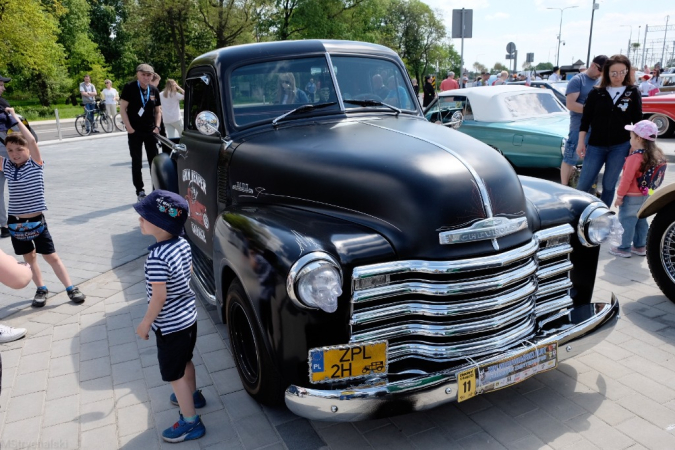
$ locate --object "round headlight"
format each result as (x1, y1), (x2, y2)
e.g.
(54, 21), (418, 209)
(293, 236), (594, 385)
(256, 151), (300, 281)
(577, 203), (618, 247)
(287, 252), (343, 313)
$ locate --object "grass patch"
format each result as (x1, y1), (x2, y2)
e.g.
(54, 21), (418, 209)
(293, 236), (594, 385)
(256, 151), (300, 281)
(13, 104), (89, 121)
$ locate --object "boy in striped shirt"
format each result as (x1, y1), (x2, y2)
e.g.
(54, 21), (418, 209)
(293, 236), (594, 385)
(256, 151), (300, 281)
(134, 190), (206, 443)
(1, 108), (86, 307)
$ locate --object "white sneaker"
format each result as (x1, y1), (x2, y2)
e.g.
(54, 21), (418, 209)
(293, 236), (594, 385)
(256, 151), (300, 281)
(0, 324), (27, 343)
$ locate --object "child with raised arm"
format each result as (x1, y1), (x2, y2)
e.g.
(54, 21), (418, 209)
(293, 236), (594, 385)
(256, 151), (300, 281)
(134, 190), (206, 443)
(0, 108), (85, 307)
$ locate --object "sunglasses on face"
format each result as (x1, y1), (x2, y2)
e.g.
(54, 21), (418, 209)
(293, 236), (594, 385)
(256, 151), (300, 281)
(610, 70), (628, 77)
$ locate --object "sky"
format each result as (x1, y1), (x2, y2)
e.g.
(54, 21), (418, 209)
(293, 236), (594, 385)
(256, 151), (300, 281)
(420, 0), (675, 73)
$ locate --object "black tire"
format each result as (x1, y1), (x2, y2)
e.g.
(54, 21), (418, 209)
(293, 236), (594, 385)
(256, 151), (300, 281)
(100, 114), (114, 133)
(114, 114), (126, 132)
(226, 280), (285, 405)
(646, 206), (675, 303)
(75, 116), (92, 136)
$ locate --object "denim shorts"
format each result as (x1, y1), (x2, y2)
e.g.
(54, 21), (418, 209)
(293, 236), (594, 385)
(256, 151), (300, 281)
(563, 127), (589, 166)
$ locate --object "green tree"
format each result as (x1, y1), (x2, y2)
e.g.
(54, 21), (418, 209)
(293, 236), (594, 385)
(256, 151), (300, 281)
(473, 62), (487, 73)
(88, 0), (136, 81)
(493, 62), (507, 72)
(381, 0), (446, 84)
(195, 0), (255, 49)
(0, 0), (68, 105)
(535, 62), (553, 70)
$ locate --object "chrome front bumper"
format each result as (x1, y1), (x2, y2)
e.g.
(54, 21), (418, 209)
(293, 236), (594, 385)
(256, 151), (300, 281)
(285, 294), (619, 422)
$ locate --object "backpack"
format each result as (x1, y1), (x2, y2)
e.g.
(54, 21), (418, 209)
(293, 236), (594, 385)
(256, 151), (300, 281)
(634, 150), (667, 195)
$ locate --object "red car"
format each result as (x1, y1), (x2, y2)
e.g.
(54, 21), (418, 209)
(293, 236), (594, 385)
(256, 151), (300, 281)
(642, 93), (675, 137)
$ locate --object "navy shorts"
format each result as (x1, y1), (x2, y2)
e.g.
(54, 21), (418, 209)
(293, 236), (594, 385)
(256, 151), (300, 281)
(8, 214), (56, 256)
(155, 322), (197, 382)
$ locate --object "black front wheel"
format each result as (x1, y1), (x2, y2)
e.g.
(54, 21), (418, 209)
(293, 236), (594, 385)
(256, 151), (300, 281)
(100, 114), (114, 133)
(646, 206), (675, 303)
(226, 280), (284, 405)
(75, 116), (92, 136)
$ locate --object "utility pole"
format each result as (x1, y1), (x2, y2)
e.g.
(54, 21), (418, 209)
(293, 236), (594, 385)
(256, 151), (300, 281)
(548, 6), (578, 67)
(662, 16), (670, 68)
(586, 0), (598, 66)
(621, 25), (632, 60)
(642, 25), (648, 68)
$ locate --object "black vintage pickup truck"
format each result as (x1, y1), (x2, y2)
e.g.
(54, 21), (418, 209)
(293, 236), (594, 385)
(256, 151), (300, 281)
(151, 39), (620, 422)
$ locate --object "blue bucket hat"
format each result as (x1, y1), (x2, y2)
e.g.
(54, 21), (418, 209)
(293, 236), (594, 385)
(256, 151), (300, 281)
(133, 190), (188, 236)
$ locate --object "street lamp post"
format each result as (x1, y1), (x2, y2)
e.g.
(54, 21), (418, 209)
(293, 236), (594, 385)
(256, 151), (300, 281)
(586, 0), (599, 67)
(620, 25), (632, 60)
(548, 6), (578, 67)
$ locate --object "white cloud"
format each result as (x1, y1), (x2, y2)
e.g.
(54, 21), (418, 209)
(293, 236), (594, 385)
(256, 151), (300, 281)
(486, 12), (510, 20)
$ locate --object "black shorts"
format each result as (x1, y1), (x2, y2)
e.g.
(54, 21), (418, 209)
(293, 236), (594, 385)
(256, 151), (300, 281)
(155, 322), (197, 382)
(8, 214), (56, 256)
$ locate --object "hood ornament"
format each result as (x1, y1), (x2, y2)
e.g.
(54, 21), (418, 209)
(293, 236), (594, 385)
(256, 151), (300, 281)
(439, 217), (527, 245)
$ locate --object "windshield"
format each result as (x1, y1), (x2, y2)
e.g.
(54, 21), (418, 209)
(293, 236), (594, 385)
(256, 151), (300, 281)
(230, 56), (340, 127)
(503, 92), (566, 118)
(331, 56), (415, 111)
(548, 81), (568, 95)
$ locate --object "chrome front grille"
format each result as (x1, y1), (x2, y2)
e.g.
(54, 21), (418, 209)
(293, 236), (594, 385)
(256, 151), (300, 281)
(350, 224), (574, 372)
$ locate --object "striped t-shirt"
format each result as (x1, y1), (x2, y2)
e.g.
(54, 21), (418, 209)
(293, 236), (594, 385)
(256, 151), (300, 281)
(1, 157), (47, 215)
(145, 237), (197, 334)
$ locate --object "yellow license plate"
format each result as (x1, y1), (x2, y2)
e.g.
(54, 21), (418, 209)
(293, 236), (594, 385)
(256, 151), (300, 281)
(456, 343), (558, 402)
(309, 341), (388, 384)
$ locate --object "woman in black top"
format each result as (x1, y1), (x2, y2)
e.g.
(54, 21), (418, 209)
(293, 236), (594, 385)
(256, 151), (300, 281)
(422, 75), (435, 108)
(576, 54), (642, 207)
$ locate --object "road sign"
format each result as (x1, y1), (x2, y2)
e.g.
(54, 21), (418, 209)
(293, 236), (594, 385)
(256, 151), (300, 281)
(526, 53), (534, 63)
(506, 42), (516, 54)
(452, 10), (473, 39)
(505, 54), (514, 59)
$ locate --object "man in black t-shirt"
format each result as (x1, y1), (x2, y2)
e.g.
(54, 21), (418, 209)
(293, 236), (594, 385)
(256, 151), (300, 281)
(120, 64), (162, 202)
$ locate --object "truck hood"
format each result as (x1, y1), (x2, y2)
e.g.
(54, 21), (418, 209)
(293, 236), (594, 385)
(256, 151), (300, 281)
(229, 116), (531, 259)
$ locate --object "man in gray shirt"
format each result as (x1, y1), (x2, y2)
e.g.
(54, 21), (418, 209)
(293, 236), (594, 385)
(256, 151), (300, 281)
(79, 74), (99, 133)
(560, 55), (607, 185)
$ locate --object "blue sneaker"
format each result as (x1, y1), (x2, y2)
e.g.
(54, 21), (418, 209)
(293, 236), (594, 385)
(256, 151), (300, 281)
(161, 415), (205, 443)
(169, 389), (206, 408)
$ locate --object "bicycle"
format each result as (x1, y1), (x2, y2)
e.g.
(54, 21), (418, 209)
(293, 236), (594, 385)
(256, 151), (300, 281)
(113, 113), (126, 132)
(75, 101), (114, 136)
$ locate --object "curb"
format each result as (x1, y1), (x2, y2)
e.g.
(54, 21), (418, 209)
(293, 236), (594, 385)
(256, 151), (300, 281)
(40, 132), (127, 146)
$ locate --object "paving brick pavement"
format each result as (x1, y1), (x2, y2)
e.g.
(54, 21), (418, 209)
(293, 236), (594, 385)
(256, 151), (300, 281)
(1, 135), (675, 449)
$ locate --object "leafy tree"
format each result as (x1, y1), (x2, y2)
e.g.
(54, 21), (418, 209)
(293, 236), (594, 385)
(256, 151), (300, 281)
(195, 0), (256, 49)
(473, 62), (487, 73)
(0, 0), (68, 105)
(535, 62), (553, 70)
(493, 62), (508, 72)
(88, 0), (136, 81)
(381, 0), (446, 84)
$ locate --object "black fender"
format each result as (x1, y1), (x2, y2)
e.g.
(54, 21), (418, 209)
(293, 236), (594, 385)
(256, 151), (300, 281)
(151, 152), (179, 193)
(519, 175), (602, 305)
(212, 205), (395, 386)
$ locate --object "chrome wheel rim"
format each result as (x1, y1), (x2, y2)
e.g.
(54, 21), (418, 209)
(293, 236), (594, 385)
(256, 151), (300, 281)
(651, 115), (669, 135)
(660, 221), (675, 284)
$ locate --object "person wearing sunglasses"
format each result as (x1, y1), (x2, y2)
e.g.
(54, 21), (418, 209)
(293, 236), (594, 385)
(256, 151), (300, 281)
(560, 55), (607, 186)
(575, 54), (643, 207)
(276, 73), (309, 105)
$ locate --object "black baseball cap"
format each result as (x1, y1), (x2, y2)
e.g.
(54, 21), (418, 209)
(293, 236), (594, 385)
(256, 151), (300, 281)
(592, 55), (608, 69)
(0, 75), (10, 83)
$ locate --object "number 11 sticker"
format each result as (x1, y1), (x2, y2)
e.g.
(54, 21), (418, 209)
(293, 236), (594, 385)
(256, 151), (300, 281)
(456, 368), (477, 402)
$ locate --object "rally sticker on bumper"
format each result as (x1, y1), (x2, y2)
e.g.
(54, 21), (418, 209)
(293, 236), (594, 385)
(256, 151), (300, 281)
(456, 343), (558, 402)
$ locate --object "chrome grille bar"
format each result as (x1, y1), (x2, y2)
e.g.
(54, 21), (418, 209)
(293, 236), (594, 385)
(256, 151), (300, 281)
(387, 316), (535, 363)
(537, 260), (574, 280)
(537, 278), (573, 298)
(352, 239), (538, 282)
(350, 279), (536, 326)
(535, 295), (574, 317)
(537, 244), (572, 261)
(351, 297), (535, 343)
(353, 260), (537, 303)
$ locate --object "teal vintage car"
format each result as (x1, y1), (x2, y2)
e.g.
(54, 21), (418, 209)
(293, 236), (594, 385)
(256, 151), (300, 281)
(424, 85), (569, 169)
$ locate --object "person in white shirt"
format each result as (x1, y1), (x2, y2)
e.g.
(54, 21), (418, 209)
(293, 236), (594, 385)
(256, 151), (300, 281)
(639, 74), (654, 96)
(548, 66), (562, 82)
(161, 79), (185, 139)
(101, 80), (119, 118)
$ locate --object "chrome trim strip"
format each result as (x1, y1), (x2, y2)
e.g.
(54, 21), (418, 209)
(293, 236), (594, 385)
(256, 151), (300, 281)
(536, 278), (573, 298)
(190, 273), (216, 306)
(353, 260), (537, 303)
(537, 244), (572, 261)
(285, 295), (619, 422)
(325, 53), (345, 111)
(535, 295), (574, 317)
(387, 316), (535, 362)
(534, 224), (575, 241)
(439, 217), (527, 245)
(350, 279), (536, 325)
(537, 261), (574, 280)
(352, 239), (538, 281)
(350, 297), (535, 342)
(360, 121), (499, 250)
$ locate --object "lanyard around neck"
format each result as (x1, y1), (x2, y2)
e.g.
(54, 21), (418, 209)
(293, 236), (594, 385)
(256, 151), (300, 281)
(138, 81), (150, 108)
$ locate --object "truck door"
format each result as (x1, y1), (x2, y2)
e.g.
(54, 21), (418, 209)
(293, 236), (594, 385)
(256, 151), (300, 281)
(178, 68), (224, 259)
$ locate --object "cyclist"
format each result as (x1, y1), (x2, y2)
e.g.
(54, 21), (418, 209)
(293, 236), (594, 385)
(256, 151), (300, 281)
(79, 75), (99, 133)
